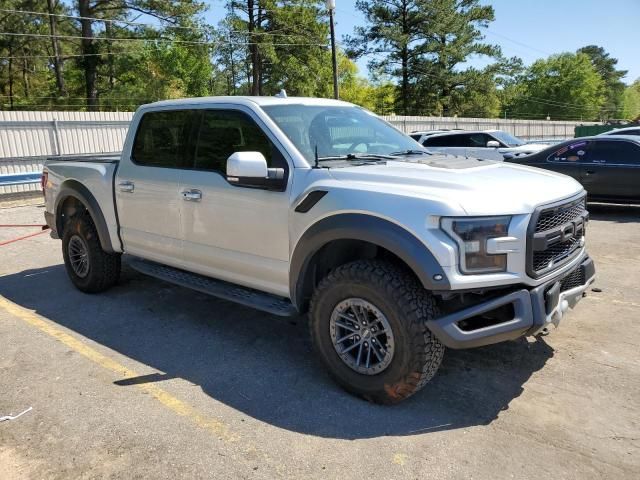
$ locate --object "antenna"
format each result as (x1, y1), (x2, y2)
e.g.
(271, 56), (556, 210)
(314, 144), (319, 168)
(275, 89), (287, 98)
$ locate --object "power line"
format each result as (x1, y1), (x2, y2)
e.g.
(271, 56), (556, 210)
(0, 31), (210, 44)
(0, 94), (152, 100)
(503, 93), (623, 113)
(0, 7), (193, 31)
(483, 30), (551, 57)
(0, 31), (329, 47)
(0, 8), (323, 40)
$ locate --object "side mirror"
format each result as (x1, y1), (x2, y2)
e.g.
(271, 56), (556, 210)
(486, 140), (500, 148)
(226, 151), (286, 191)
(227, 151), (268, 179)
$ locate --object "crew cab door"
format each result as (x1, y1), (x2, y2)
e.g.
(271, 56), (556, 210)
(584, 139), (640, 200)
(464, 133), (504, 160)
(543, 140), (591, 185)
(115, 109), (197, 266)
(178, 107), (292, 297)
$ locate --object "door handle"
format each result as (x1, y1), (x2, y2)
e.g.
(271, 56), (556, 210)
(118, 181), (135, 193)
(585, 170), (596, 175)
(181, 189), (202, 202)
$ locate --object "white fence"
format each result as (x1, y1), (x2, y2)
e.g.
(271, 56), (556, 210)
(0, 111), (596, 196)
(382, 116), (597, 141)
(0, 111), (131, 195)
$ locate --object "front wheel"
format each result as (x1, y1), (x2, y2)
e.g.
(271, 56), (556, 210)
(309, 260), (444, 404)
(61, 215), (121, 293)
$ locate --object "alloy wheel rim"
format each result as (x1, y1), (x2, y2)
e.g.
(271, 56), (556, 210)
(68, 235), (90, 278)
(329, 298), (395, 375)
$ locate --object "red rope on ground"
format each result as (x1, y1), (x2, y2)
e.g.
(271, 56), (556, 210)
(0, 229), (49, 246)
(0, 224), (48, 228)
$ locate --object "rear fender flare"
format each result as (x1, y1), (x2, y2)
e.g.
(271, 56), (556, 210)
(55, 180), (116, 253)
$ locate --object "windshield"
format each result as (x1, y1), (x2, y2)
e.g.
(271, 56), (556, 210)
(261, 105), (424, 162)
(491, 131), (525, 147)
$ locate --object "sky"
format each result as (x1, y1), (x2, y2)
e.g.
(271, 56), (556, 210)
(203, 0), (639, 84)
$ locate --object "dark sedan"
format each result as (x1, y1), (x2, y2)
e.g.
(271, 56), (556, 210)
(505, 136), (640, 203)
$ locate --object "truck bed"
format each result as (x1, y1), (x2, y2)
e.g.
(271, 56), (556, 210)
(46, 152), (121, 163)
(44, 152), (122, 253)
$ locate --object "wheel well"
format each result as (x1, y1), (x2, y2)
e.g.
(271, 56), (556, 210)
(297, 239), (421, 312)
(57, 195), (89, 237)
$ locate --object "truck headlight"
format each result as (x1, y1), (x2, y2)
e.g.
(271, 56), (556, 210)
(441, 216), (512, 274)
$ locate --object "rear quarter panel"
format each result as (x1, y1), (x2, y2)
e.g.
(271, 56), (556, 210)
(44, 160), (122, 252)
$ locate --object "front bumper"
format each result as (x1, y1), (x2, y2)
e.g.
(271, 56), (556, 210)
(428, 254), (595, 349)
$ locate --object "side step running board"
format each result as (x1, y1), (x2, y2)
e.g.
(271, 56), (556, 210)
(127, 257), (298, 317)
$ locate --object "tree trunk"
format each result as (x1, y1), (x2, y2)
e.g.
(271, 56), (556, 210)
(47, 0), (67, 96)
(78, 0), (99, 110)
(8, 46), (14, 110)
(21, 56), (30, 98)
(105, 21), (115, 90)
(401, 47), (409, 116)
(400, 2), (409, 115)
(247, 0), (260, 96)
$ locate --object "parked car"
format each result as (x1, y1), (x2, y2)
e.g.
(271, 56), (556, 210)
(410, 129), (551, 160)
(42, 96), (594, 404)
(597, 126), (640, 137)
(505, 135), (640, 203)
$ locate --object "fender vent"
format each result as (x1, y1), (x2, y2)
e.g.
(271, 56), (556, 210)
(295, 190), (328, 213)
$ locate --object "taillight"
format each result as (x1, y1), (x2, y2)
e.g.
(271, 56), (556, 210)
(41, 171), (48, 196)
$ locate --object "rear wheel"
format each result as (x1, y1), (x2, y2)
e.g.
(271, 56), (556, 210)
(309, 260), (444, 404)
(61, 215), (121, 293)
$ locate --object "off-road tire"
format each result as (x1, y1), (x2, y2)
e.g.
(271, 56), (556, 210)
(61, 214), (121, 293)
(309, 259), (444, 404)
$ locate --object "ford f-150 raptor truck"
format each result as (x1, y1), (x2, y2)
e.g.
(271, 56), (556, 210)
(42, 96), (595, 404)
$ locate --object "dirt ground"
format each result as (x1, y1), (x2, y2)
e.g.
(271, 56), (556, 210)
(1, 200), (639, 479)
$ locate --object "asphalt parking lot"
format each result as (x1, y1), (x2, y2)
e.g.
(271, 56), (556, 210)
(1, 199), (639, 479)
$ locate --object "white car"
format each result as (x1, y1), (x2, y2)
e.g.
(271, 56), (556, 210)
(410, 129), (552, 160)
(597, 126), (640, 136)
(42, 96), (594, 404)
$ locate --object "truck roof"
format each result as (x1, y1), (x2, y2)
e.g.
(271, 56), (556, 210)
(412, 129), (505, 136)
(143, 96), (355, 109)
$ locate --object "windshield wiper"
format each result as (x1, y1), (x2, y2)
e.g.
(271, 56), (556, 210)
(317, 153), (397, 162)
(389, 149), (431, 156)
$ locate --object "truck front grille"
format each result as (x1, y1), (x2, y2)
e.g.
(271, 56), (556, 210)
(527, 195), (588, 278)
(535, 199), (586, 232)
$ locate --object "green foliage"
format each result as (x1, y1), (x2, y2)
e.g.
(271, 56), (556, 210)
(506, 53), (606, 121)
(215, 1), (333, 97)
(0, 1), (633, 120)
(347, 0), (503, 116)
(577, 45), (627, 120)
(622, 79), (640, 121)
(0, 0), (211, 110)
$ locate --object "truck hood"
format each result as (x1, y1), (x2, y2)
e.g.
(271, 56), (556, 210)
(327, 157), (584, 216)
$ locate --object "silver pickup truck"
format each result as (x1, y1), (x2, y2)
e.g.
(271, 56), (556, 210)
(42, 96), (595, 404)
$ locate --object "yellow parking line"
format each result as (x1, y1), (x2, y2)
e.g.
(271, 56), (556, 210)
(0, 296), (237, 443)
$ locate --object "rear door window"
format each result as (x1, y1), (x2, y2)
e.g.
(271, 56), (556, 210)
(424, 134), (464, 147)
(467, 133), (494, 147)
(610, 129), (640, 136)
(547, 141), (592, 163)
(589, 140), (640, 165)
(131, 110), (196, 168)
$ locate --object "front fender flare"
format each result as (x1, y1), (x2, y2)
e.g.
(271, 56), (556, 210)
(290, 214), (450, 309)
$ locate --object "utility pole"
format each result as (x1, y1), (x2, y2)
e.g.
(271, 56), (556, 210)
(326, 0), (339, 99)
